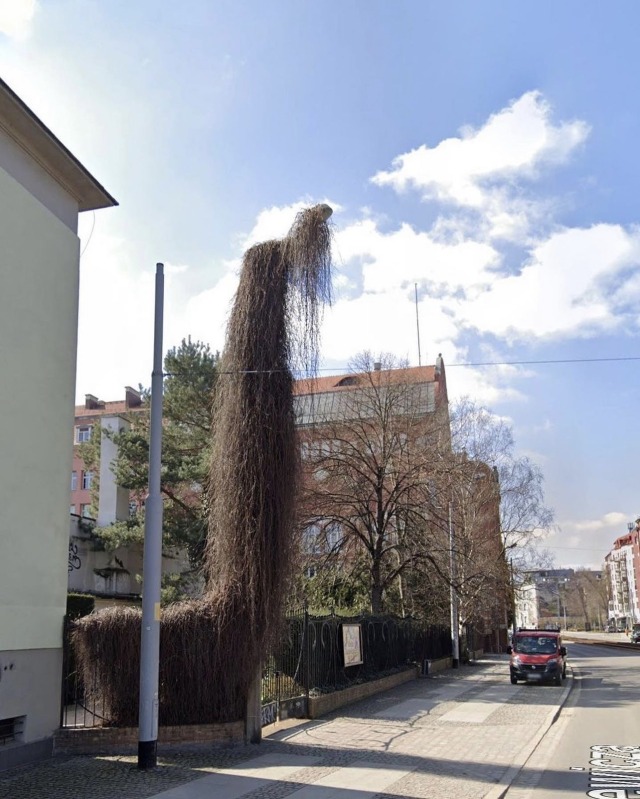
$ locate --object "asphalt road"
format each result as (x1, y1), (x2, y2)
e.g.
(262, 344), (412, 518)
(505, 640), (640, 798)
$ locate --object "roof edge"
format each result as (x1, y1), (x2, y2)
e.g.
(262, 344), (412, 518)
(0, 78), (117, 211)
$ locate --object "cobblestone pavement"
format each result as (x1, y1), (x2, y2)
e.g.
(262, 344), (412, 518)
(0, 656), (571, 799)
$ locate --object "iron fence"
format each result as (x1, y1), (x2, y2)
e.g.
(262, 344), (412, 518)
(61, 609), (457, 729)
(263, 608), (453, 724)
(60, 617), (109, 729)
(261, 605), (308, 726)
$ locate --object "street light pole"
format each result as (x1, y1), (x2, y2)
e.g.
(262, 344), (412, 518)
(449, 501), (460, 668)
(138, 263), (165, 770)
(510, 556), (517, 638)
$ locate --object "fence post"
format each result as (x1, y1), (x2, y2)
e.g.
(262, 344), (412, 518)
(304, 603), (310, 704)
(59, 615), (69, 729)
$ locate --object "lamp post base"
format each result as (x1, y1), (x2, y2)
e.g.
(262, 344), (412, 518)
(138, 740), (157, 770)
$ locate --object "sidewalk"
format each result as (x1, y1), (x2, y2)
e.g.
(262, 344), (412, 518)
(0, 655), (571, 799)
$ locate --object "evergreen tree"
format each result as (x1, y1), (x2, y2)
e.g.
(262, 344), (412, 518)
(80, 337), (218, 594)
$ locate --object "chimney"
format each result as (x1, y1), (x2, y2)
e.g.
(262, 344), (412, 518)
(85, 394), (100, 410)
(125, 386), (142, 409)
(373, 362), (382, 372)
(434, 353), (444, 378)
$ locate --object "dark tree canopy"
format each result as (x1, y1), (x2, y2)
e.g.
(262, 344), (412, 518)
(296, 370), (555, 625)
(80, 337), (218, 596)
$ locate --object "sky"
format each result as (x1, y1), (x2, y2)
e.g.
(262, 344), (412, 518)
(2, 0), (640, 570)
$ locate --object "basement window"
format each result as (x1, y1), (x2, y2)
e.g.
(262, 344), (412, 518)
(0, 716), (25, 745)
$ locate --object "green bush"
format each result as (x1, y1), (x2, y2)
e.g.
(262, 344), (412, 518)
(66, 592), (95, 620)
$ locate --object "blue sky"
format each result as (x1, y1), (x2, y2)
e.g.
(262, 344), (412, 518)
(3, 0), (640, 568)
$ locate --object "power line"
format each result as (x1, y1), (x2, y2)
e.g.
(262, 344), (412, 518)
(166, 354), (640, 379)
(539, 545), (610, 553)
(308, 354), (640, 374)
(446, 355), (640, 368)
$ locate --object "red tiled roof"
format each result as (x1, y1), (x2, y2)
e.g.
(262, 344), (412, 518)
(294, 365), (437, 396)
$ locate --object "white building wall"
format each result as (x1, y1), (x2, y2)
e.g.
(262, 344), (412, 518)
(515, 582), (538, 630)
(0, 125), (78, 231)
(97, 415), (131, 526)
(0, 140), (79, 757)
(0, 162), (79, 651)
(606, 546), (636, 624)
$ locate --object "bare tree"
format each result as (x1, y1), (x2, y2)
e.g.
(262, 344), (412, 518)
(297, 370), (555, 631)
(441, 399), (555, 633)
(450, 399), (554, 548)
(566, 569), (609, 630)
(297, 352), (451, 613)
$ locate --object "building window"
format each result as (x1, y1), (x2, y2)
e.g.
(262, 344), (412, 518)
(80, 504), (92, 518)
(71, 471), (78, 491)
(75, 425), (92, 443)
(82, 471), (93, 490)
(303, 524), (322, 554)
(70, 504), (76, 515)
(326, 523), (342, 550)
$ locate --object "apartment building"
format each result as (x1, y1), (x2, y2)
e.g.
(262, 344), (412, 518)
(605, 519), (640, 628)
(70, 386), (143, 519)
(68, 386), (194, 601)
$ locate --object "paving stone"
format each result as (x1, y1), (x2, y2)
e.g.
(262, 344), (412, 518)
(0, 656), (569, 799)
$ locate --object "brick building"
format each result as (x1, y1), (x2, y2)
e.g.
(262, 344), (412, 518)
(292, 356), (508, 648)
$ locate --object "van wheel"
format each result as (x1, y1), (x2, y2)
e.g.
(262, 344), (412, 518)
(510, 674), (518, 685)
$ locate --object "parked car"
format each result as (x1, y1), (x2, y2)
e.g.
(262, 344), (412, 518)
(630, 624), (640, 644)
(507, 629), (567, 686)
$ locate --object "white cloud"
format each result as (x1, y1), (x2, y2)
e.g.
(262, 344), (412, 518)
(462, 224), (640, 341)
(372, 91), (589, 241)
(372, 91), (588, 205)
(542, 511), (632, 568)
(531, 418), (553, 434)
(572, 512), (629, 532)
(0, 0), (37, 40)
(177, 263), (240, 354)
(72, 92), (640, 416)
(75, 218), (227, 402)
(76, 217), (155, 401)
(335, 219), (498, 298)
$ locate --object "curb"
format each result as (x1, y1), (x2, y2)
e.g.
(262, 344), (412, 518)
(482, 667), (574, 799)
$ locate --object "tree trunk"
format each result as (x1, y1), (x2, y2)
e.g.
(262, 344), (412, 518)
(371, 563), (383, 613)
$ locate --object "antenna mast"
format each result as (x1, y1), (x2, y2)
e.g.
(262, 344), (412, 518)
(414, 283), (422, 367)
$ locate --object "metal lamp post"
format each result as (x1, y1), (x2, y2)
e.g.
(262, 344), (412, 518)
(138, 263), (165, 770)
(449, 502), (459, 668)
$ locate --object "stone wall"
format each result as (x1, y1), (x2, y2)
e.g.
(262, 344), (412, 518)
(307, 666), (419, 719)
(54, 721), (244, 755)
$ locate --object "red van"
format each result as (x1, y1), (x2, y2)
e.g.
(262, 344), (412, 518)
(507, 629), (567, 686)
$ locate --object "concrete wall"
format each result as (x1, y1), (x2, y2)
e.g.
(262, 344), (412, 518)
(0, 648), (61, 769)
(97, 415), (132, 526)
(0, 139), (80, 764)
(68, 515), (192, 599)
